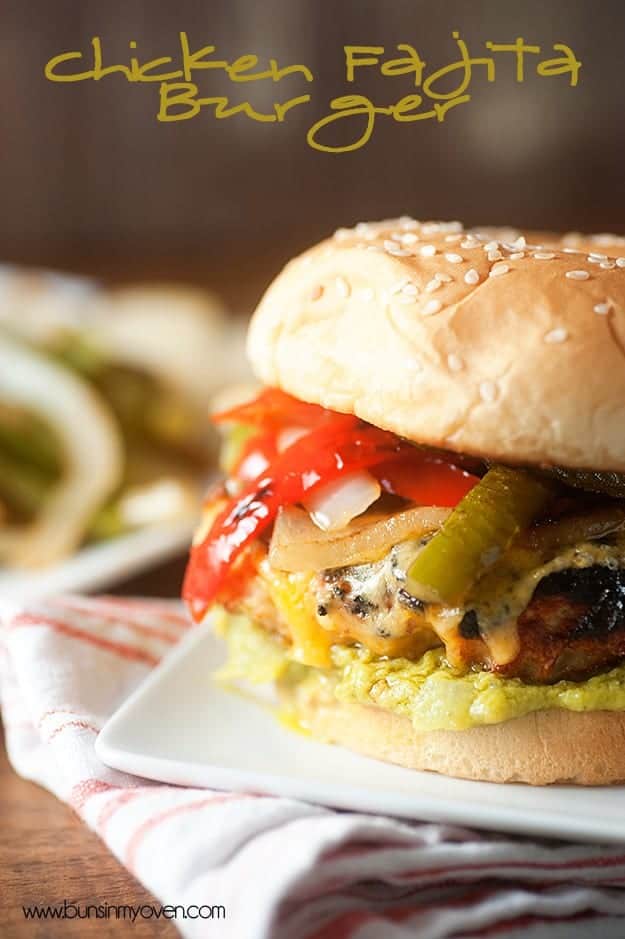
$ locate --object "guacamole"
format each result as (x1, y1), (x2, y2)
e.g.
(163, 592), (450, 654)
(216, 610), (625, 733)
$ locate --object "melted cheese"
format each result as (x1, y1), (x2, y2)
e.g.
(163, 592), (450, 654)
(479, 619), (521, 666)
(260, 562), (334, 667)
(259, 538), (625, 671)
(469, 540), (625, 665)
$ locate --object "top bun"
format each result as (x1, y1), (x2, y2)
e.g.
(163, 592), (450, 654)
(472, 226), (625, 258)
(247, 219), (625, 471)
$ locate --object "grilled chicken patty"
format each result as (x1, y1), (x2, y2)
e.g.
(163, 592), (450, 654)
(226, 539), (625, 685)
(501, 567), (625, 683)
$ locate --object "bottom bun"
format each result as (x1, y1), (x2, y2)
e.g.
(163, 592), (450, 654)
(288, 688), (625, 785)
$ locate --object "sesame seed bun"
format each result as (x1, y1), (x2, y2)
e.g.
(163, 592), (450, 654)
(472, 226), (625, 258)
(286, 684), (625, 785)
(247, 219), (625, 471)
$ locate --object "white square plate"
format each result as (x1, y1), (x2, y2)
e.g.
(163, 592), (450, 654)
(97, 621), (625, 844)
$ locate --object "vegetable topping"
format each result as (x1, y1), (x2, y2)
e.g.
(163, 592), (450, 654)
(183, 389), (479, 617)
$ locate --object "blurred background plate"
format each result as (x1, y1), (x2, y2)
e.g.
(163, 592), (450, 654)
(0, 519), (194, 613)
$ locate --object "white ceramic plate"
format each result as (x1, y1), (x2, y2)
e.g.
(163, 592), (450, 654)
(97, 620), (625, 845)
(0, 520), (193, 613)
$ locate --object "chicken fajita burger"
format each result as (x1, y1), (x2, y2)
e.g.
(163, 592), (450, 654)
(183, 218), (625, 785)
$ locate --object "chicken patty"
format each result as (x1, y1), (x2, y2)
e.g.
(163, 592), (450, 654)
(227, 539), (625, 684)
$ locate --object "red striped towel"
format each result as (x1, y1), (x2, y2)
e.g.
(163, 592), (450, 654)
(3, 595), (625, 939)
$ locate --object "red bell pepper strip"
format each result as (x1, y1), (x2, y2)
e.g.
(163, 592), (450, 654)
(185, 388), (481, 618)
(375, 456), (478, 507)
(213, 387), (332, 431)
(183, 419), (409, 613)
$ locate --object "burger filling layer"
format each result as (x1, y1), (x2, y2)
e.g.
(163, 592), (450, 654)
(215, 611), (625, 733)
(183, 388), (625, 728)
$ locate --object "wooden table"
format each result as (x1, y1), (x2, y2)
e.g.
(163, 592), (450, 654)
(1, 558), (189, 938)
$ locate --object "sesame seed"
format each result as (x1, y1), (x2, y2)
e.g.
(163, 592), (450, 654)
(461, 238), (479, 249)
(479, 381), (497, 403)
(464, 268), (480, 285)
(484, 240), (500, 252)
(445, 233), (463, 243)
(390, 232), (404, 242)
(435, 272), (453, 283)
(544, 327), (569, 343)
(445, 252), (464, 264)
(594, 301), (611, 315)
(600, 260), (616, 270)
(593, 234), (625, 247)
(401, 282), (419, 297)
(335, 276), (350, 298)
(508, 251), (525, 261)
(333, 228), (351, 241)
(513, 235), (527, 249)
(311, 284), (324, 300)
(420, 244), (437, 257)
(390, 277), (412, 295)
(447, 353), (464, 372)
(617, 258), (625, 268)
(384, 240), (410, 257)
(532, 251), (556, 260)
(399, 216), (418, 229)
(588, 252), (607, 261)
(425, 278), (442, 293)
(355, 222), (371, 236)
(565, 270), (590, 280)
(400, 232), (419, 245)
(587, 256), (602, 264)
(422, 298), (442, 316)
(487, 249), (503, 262)
(490, 263), (510, 278)
(563, 247), (582, 254)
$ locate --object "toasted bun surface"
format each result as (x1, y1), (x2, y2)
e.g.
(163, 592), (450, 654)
(289, 687), (625, 785)
(248, 219), (625, 471)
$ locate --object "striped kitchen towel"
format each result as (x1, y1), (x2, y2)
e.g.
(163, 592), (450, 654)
(2, 595), (625, 939)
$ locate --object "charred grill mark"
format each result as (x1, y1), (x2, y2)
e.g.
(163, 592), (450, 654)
(333, 580), (352, 600)
(321, 568), (353, 600)
(491, 564), (625, 683)
(533, 566), (625, 638)
(397, 588), (425, 613)
(348, 593), (376, 618)
(458, 609), (481, 639)
(228, 483), (273, 523)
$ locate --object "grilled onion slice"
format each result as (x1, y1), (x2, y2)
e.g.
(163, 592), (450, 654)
(268, 503), (449, 572)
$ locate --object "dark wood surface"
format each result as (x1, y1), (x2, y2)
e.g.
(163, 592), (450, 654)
(1, 560), (186, 938)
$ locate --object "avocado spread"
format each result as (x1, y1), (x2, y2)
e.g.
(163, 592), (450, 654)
(215, 610), (625, 733)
